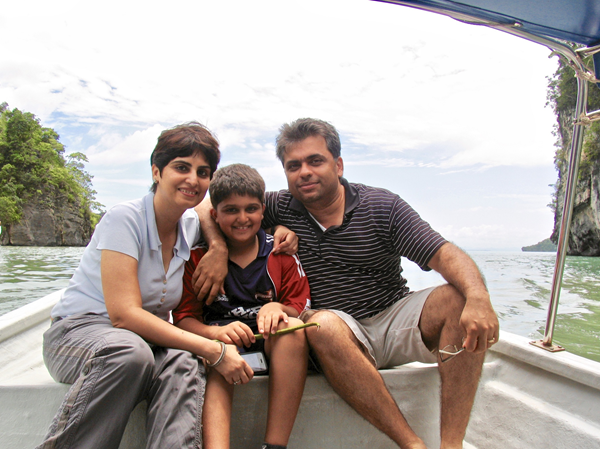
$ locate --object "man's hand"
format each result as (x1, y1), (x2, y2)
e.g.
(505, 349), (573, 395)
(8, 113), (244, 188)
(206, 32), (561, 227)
(459, 292), (499, 353)
(257, 302), (289, 339)
(428, 242), (499, 353)
(192, 243), (228, 304)
(272, 225), (298, 255)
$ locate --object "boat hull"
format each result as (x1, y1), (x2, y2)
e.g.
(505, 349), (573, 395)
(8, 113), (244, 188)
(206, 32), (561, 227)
(1, 293), (599, 448)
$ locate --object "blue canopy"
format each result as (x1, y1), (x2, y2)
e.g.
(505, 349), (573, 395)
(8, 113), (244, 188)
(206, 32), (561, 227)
(378, 0), (600, 46)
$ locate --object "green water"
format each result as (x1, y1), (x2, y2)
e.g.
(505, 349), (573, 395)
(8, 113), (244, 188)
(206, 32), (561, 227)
(1, 246), (599, 363)
(0, 246), (85, 315)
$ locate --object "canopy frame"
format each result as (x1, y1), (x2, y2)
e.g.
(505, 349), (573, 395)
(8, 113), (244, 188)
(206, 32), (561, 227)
(378, 0), (600, 351)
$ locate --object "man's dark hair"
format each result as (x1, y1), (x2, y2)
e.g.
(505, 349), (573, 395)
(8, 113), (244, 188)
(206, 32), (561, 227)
(150, 122), (220, 193)
(275, 118), (341, 163)
(209, 163), (265, 208)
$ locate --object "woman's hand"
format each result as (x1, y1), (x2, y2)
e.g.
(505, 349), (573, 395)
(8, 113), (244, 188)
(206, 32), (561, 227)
(212, 322), (256, 348)
(214, 344), (254, 385)
(257, 303), (289, 339)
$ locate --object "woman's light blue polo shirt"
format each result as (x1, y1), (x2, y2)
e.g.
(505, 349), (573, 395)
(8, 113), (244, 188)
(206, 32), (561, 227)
(52, 193), (200, 322)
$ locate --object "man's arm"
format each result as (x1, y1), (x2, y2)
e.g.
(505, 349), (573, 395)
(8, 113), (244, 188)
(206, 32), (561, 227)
(427, 242), (499, 353)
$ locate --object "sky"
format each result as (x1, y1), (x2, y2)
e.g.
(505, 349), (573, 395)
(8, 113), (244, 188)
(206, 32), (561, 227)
(1, 0), (561, 251)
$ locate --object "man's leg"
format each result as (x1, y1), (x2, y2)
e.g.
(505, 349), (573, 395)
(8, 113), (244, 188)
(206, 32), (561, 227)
(263, 317), (308, 447)
(419, 284), (485, 449)
(304, 311), (426, 449)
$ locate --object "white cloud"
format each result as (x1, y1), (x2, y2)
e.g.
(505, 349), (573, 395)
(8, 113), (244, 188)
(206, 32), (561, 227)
(87, 125), (164, 165)
(0, 0), (562, 248)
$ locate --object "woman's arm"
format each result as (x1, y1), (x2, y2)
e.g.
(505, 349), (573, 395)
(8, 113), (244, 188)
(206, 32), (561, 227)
(101, 249), (253, 383)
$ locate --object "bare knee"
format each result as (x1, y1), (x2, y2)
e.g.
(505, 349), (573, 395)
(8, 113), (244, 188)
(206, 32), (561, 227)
(420, 284), (467, 350)
(267, 317), (307, 353)
(304, 311), (347, 345)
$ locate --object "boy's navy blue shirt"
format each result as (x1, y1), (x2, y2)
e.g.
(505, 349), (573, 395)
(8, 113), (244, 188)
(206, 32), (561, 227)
(204, 228), (277, 332)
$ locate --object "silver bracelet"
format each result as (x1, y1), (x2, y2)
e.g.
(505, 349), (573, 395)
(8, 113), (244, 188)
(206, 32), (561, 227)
(207, 341), (226, 368)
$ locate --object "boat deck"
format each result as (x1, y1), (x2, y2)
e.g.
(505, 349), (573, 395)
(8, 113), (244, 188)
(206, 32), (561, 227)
(2, 292), (600, 448)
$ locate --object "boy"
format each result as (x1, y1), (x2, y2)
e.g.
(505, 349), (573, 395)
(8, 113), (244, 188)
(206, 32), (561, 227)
(173, 163), (311, 449)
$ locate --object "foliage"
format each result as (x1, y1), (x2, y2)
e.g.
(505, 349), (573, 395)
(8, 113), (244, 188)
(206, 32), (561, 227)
(521, 238), (557, 252)
(546, 51), (600, 220)
(0, 103), (103, 231)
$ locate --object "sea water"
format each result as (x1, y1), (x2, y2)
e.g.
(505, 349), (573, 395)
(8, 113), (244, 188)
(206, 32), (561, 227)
(1, 246), (599, 362)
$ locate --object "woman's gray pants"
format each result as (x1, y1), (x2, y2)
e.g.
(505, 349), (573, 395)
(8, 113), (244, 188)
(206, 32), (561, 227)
(36, 313), (206, 449)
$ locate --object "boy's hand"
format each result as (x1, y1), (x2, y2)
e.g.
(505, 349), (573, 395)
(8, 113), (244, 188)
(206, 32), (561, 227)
(213, 322), (256, 348)
(272, 225), (298, 255)
(257, 303), (289, 339)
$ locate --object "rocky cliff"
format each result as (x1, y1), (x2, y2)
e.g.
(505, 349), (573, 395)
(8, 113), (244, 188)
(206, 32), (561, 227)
(552, 161), (600, 256)
(549, 59), (600, 256)
(551, 117), (600, 256)
(0, 195), (93, 246)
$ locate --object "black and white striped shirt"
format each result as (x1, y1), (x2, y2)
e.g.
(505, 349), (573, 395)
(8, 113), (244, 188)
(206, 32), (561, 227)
(263, 178), (447, 319)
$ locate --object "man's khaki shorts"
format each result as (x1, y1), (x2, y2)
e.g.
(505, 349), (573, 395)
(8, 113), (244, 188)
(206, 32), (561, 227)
(305, 287), (438, 369)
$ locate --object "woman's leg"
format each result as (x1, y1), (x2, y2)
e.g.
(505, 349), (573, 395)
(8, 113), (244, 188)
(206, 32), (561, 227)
(145, 347), (206, 449)
(263, 317), (308, 446)
(202, 369), (234, 449)
(37, 314), (155, 449)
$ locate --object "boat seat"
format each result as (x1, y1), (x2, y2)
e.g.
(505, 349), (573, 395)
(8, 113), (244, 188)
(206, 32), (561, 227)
(0, 299), (443, 448)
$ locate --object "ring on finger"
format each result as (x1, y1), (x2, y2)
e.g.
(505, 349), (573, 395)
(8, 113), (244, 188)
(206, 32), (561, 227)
(487, 338), (496, 344)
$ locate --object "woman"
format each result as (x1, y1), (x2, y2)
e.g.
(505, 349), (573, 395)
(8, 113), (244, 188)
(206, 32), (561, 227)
(37, 122), (252, 449)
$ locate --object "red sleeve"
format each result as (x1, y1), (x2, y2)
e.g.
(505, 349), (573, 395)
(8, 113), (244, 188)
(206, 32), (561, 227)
(269, 253), (311, 316)
(172, 247), (207, 325)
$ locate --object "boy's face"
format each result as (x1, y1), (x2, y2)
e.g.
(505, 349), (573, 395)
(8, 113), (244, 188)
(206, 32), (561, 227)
(210, 194), (265, 247)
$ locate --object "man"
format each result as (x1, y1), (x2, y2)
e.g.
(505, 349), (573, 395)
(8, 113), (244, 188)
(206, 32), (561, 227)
(195, 118), (499, 449)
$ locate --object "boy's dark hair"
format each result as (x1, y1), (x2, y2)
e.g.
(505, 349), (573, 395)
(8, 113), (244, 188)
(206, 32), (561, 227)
(150, 121), (220, 193)
(275, 117), (341, 163)
(209, 163), (265, 208)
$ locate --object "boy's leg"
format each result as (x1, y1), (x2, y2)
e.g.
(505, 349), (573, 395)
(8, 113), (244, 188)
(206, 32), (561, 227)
(203, 368), (235, 449)
(263, 317), (308, 446)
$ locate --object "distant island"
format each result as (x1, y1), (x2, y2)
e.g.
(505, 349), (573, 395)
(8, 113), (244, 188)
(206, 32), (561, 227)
(522, 238), (558, 252)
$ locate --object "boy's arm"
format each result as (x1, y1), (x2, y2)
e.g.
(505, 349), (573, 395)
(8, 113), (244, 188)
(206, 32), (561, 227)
(257, 302), (299, 339)
(256, 252), (311, 339)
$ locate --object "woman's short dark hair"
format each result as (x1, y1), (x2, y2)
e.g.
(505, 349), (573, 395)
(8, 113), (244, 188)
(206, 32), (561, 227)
(150, 122), (220, 193)
(209, 163), (265, 208)
(275, 118), (341, 163)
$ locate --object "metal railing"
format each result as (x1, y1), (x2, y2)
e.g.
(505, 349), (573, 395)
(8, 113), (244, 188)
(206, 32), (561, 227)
(381, 0), (600, 351)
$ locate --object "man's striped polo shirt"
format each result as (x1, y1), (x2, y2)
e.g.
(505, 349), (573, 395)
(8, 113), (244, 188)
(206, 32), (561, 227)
(263, 178), (447, 320)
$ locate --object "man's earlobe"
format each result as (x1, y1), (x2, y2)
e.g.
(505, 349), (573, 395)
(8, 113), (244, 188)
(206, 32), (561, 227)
(337, 156), (344, 177)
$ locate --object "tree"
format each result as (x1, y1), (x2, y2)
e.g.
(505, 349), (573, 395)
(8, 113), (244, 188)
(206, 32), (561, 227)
(0, 104), (103, 234)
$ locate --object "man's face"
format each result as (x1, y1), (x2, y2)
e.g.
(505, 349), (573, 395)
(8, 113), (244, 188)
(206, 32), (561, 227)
(282, 135), (343, 206)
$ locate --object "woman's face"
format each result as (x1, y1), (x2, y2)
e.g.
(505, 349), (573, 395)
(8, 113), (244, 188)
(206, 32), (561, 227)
(152, 152), (212, 211)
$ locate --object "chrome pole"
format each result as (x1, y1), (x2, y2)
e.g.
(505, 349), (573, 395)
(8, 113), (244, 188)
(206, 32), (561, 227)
(536, 75), (588, 350)
(379, 0), (595, 351)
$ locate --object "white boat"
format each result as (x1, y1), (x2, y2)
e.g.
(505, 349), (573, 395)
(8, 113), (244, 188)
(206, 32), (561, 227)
(2, 1), (600, 448)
